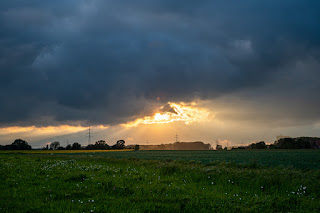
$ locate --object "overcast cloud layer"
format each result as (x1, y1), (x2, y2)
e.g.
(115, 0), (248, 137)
(1, 0), (320, 127)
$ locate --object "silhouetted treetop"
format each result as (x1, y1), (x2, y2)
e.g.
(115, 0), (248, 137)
(11, 139), (31, 150)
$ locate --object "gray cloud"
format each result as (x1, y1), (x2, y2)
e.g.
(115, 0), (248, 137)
(0, 0), (320, 127)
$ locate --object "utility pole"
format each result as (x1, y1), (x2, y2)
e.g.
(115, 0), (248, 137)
(175, 133), (179, 143)
(87, 126), (92, 145)
(227, 140), (229, 150)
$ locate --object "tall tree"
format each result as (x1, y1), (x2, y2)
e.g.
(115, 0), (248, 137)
(11, 139), (31, 150)
(50, 141), (60, 150)
(95, 140), (109, 150)
(72, 142), (82, 150)
(115, 140), (125, 149)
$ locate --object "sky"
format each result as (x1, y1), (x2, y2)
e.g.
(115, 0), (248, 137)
(1, 0), (320, 148)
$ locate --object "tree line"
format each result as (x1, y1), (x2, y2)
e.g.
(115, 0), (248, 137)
(0, 139), (32, 150)
(43, 140), (127, 150)
(0, 139), (140, 151)
(2, 137), (319, 151)
(218, 137), (320, 150)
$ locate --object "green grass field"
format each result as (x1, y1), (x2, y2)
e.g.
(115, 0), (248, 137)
(0, 150), (319, 212)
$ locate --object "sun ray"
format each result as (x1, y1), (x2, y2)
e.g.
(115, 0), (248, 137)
(124, 102), (211, 127)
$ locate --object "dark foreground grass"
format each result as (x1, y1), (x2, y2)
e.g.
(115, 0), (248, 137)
(0, 152), (319, 212)
(57, 149), (320, 169)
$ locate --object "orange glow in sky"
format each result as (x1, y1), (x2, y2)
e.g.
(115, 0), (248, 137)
(0, 125), (108, 136)
(124, 102), (211, 127)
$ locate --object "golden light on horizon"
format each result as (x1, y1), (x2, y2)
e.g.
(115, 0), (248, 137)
(124, 102), (211, 128)
(0, 125), (109, 136)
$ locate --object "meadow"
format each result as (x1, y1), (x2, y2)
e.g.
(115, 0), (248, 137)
(0, 150), (319, 212)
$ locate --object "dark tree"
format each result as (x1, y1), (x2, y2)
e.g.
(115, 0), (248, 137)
(215, 144), (223, 150)
(66, 144), (72, 150)
(50, 141), (60, 150)
(95, 140), (109, 150)
(72, 142), (82, 150)
(274, 138), (295, 149)
(115, 140), (125, 149)
(0, 145), (6, 150)
(295, 138), (312, 149)
(2, 145), (13, 150)
(255, 141), (266, 149)
(249, 141), (266, 149)
(85, 144), (96, 150)
(11, 139), (32, 150)
(134, 144), (140, 151)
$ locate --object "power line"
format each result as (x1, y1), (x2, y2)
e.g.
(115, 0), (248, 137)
(87, 126), (93, 145)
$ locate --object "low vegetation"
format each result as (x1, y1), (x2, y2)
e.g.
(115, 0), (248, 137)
(0, 150), (319, 212)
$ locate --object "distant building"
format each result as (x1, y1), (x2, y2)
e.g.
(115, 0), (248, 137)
(140, 141), (211, 150)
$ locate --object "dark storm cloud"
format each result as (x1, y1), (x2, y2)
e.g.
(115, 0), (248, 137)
(1, 0), (320, 127)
